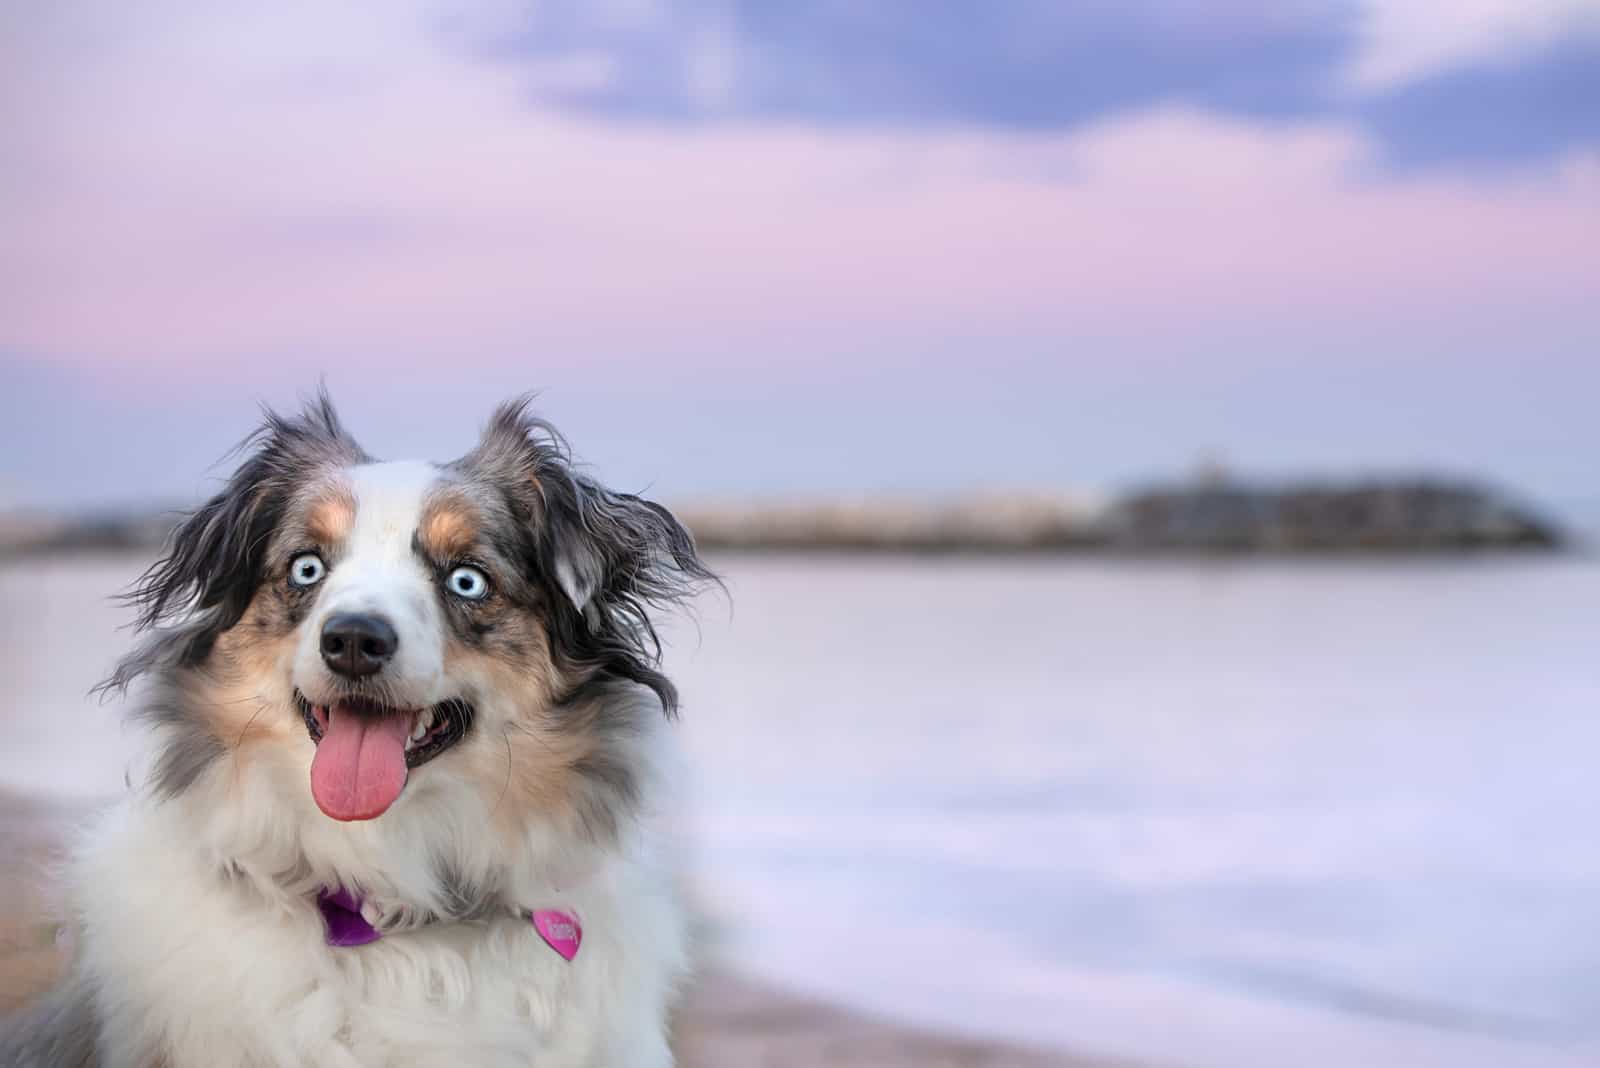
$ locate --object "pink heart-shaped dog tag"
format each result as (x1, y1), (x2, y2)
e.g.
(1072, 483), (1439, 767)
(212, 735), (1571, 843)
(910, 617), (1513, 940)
(531, 909), (582, 961)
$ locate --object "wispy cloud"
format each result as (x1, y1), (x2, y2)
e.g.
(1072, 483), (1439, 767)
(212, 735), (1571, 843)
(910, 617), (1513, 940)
(1341, 0), (1599, 91)
(451, 0), (1600, 166)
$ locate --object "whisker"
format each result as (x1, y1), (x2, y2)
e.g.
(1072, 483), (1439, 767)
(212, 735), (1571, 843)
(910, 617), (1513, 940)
(492, 728), (514, 818)
(229, 695), (270, 783)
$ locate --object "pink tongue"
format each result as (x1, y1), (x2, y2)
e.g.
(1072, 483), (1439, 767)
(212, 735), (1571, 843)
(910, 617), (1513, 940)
(310, 704), (412, 821)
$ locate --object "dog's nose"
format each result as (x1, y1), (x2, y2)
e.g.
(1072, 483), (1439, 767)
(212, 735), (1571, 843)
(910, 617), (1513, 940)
(320, 613), (398, 678)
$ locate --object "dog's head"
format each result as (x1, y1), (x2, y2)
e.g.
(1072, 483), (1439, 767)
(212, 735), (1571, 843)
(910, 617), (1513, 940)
(108, 393), (711, 853)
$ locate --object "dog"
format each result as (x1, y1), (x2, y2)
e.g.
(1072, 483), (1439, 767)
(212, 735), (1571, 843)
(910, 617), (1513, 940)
(2, 394), (714, 1066)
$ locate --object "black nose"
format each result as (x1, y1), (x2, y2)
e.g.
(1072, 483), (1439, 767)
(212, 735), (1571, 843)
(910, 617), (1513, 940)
(320, 613), (398, 678)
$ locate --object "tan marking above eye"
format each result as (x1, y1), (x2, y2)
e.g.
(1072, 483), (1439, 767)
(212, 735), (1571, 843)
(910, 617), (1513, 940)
(419, 496), (481, 560)
(305, 486), (356, 546)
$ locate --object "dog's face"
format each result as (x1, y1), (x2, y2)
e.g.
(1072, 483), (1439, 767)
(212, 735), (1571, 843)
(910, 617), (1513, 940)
(112, 395), (708, 848)
(272, 459), (553, 823)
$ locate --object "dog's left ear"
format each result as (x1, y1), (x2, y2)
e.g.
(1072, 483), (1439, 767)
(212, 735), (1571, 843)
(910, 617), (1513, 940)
(466, 399), (715, 711)
(540, 471), (701, 624)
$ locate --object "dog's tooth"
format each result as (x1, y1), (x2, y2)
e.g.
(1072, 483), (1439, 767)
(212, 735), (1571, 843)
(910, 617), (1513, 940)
(411, 720), (427, 742)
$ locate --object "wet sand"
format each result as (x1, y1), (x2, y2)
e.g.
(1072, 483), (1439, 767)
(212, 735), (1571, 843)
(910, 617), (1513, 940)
(0, 791), (1090, 1066)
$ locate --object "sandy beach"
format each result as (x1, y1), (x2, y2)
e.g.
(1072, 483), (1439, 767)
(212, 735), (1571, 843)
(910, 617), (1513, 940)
(0, 790), (1085, 1066)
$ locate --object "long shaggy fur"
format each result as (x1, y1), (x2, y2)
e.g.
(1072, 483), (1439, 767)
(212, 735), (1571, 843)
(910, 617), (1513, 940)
(116, 394), (371, 672)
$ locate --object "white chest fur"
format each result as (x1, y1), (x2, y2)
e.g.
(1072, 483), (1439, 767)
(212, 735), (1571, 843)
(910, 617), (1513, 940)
(68, 800), (686, 1067)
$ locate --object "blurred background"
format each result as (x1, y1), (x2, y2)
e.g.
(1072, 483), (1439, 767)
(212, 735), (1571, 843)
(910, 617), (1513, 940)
(3, 3), (1598, 1066)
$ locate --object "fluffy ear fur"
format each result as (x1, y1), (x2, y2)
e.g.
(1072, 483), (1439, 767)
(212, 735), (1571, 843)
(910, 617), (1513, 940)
(107, 391), (368, 685)
(458, 398), (716, 714)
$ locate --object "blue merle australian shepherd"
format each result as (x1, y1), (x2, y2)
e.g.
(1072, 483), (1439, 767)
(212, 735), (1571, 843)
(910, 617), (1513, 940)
(2, 393), (713, 1066)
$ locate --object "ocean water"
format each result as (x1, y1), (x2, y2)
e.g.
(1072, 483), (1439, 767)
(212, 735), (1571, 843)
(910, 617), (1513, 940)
(5, 554), (1598, 1067)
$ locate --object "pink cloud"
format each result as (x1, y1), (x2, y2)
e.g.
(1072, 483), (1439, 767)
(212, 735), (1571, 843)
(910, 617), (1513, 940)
(3, 4), (1597, 375)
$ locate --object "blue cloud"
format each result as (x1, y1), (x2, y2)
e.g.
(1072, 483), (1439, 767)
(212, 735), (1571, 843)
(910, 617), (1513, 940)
(1358, 36), (1600, 168)
(456, 1), (1599, 168)
(470, 2), (1350, 123)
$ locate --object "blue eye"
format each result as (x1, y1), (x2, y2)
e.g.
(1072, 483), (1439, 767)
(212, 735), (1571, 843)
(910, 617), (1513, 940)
(447, 565), (489, 601)
(289, 553), (326, 588)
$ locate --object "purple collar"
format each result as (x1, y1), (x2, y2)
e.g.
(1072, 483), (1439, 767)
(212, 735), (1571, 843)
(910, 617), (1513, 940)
(316, 887), (582, 960)
(316, 887), (382, 947)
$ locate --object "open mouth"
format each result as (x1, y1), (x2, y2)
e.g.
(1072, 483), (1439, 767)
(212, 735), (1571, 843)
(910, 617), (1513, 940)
(294, 691), (474, 822)
(295, 692), (473, 767)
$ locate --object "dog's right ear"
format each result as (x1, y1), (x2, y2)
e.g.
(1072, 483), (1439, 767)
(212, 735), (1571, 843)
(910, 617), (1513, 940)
(127, 449), (281, 635)
(101, 461), (282, 692)
(113, 392), (366, 680)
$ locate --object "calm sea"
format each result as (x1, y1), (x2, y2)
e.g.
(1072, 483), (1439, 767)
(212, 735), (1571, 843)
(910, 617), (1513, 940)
(5, 554), (1598, 1067)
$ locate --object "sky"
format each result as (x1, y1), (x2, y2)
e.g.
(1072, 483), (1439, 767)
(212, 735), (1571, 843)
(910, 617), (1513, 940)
(2, 1), (1598, 517)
